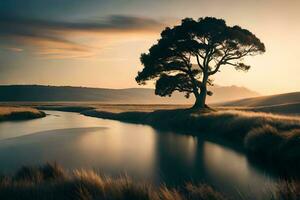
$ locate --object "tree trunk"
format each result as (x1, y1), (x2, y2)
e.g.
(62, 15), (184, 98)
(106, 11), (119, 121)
(192, 75), (208, 110)
(192, 86), (207, 109)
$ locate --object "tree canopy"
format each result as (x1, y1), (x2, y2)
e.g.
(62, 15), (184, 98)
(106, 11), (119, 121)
(136, 17), (265, 109)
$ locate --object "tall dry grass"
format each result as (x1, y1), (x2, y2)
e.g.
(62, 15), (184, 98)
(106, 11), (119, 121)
(0, 163), (227, 200)
(0, 163), (299, 200)
(272, 180), (300, 200)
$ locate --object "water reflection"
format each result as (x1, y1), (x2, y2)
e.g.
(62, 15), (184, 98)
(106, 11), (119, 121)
(0, 111), (277, 199)
(153, 132), (203, 184)
(203, 141), (276, 199)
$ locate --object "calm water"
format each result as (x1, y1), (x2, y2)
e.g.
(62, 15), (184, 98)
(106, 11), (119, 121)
(0, 110), (277, 199)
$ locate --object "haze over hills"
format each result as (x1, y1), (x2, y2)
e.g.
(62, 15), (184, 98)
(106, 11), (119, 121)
(0, 85), (259, 104)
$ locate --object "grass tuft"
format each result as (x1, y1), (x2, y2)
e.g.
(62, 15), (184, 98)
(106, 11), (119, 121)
(273, 180), (300, 200)
(14, 162), (66, 182)
(244, 125), (284, 158)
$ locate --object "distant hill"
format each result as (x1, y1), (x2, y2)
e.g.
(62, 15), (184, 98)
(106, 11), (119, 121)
(206, 85), (259, 104)
(221, 92), (300, 107)
(219, 92), (300, 115)
(0, 85), (259, 104)
(249, 102), (300, 115)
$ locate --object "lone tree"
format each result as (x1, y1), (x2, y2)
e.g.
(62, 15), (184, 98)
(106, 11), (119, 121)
(136, 17), (265, 109)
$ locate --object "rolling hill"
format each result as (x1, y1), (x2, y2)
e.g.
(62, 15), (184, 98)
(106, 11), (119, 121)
(221, 92), (300, 107)
(0, 85), (259, 104)
(220, 92), (300, 115)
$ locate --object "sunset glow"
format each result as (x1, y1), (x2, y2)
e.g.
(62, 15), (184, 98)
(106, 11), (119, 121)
(1, 0), (300, 95)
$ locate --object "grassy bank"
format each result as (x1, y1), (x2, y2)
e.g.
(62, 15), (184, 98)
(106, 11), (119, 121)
(0, 163), (298, 200)
(82, 108), (300, 175)
(0, 106), (46, 121)
(34, 104), (189, 113)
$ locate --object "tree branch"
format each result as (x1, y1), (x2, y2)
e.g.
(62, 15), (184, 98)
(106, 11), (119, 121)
(208, 45), (255, 75)
(225, 46), (255, 61)
(196, 54), (204, 71)
(208, 50), (228, 75)
(223, 62), (237, 66)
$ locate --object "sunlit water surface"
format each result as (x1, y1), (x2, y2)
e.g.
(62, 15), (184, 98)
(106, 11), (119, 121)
(0, 111), (277, 199)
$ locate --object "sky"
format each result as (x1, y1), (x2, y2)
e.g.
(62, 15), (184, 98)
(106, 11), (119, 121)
(0, 0), (300, 95)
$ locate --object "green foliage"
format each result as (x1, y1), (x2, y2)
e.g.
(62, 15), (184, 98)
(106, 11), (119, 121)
(155, 74), (194, 97)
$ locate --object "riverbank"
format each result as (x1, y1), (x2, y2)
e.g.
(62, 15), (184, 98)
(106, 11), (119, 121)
(0, 106), (46, 121)
(81, 108), (300, 176)
(0, 163), (297, 200)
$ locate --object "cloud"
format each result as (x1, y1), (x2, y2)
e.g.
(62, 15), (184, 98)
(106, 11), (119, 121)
(0, 15), (166, 59)
(5, 47), (23, 52)
(0, 15), (165, 32)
